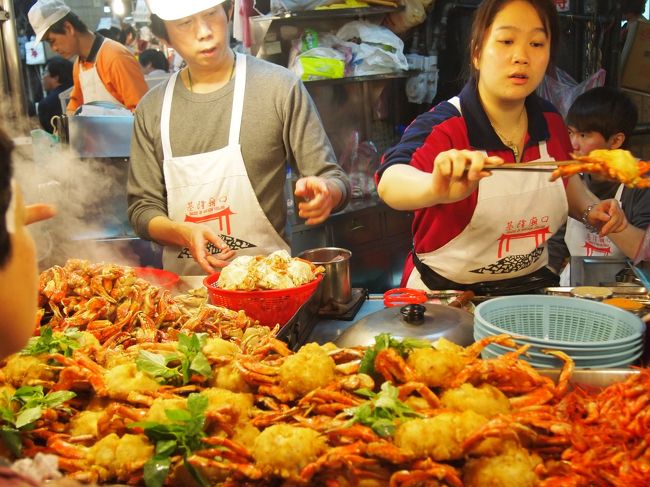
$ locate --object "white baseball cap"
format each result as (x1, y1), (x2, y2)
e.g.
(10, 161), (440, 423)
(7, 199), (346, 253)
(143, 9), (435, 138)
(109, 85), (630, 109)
(28, 0), (71, 44)
(146, 0), (226, 21)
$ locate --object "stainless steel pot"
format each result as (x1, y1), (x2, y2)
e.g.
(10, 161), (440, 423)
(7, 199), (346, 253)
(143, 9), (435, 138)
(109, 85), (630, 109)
(334, 302), (475, 348)
(298, 247), (351, 305)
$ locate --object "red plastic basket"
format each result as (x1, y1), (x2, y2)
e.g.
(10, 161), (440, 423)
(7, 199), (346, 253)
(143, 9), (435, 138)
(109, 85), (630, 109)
(134, 267), (180, 290)
(203, 273), (323, 327)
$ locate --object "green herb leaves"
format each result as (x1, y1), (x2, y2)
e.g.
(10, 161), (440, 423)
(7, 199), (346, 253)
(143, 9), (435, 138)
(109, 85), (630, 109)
(136, 333), (212, 386)
(359, 333), (430, 377)
(344, 382), (422, 437)
(131, 393), (209, 487)
(0, 385), (76, 456)
(21, 325), (83, 357)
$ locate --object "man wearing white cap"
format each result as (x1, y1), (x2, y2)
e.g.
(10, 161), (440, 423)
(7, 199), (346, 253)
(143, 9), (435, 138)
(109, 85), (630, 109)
(127, 0), (350, 275)
(28, 0), (148, 113)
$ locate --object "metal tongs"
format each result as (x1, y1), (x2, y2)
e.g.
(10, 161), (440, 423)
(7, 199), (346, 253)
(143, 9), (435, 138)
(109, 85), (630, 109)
(483, 160), (577, 172)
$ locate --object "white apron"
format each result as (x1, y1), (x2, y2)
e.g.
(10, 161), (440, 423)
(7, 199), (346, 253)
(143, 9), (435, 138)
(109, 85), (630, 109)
(407, 97), (568, 289)
(77, 41), (121, 106)
(161, 53), (289, 275)
(559, 183), (625, 286)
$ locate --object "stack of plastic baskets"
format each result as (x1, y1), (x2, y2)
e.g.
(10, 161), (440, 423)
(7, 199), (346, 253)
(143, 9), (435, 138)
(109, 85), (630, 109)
(474, 295), (646, 369)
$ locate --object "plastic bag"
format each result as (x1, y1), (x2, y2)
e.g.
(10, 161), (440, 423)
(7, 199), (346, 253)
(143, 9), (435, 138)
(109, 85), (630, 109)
(336, 21), (409, 76)
(338, 130), (380, 199)
(536, 67), (606, 117)
(290, 48), (346, 80)
(287, 31), (348, 80)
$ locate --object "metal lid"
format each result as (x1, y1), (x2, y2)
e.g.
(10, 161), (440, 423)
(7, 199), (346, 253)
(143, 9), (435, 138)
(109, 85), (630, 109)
(334, 303), (475, 348)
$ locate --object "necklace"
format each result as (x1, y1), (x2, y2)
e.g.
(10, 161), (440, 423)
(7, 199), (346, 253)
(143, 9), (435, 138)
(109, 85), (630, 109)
(489, 108), (527, 162)
(186, 50), (236, 93)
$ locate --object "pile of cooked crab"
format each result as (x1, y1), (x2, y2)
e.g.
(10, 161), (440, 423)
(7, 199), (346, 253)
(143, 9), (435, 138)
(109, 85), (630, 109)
(0, 260), (648, 486)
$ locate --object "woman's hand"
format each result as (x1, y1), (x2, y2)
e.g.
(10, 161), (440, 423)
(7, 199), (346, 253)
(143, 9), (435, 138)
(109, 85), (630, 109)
(586, 199), (628, 236)
(294, 176), (342, 225)
(432, 150), (503, 203)
(178, 222), (236, 274)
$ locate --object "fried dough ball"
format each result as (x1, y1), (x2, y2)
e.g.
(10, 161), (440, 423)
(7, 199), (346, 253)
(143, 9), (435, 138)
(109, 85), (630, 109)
(406, 347), (465, 388)
(202, 337), (240, 358)
(69, 410), (102, 437)
(211, 362), (252, 393)
(87, 433), (154, 482)
(441, 383), (511, 418)
(251, 424), (327, 478)
(395, 410), (489, 461)
(145, 396), (187, 423)
(202, 387), (254, 424)
(232, 422), (261, 448)
(463, 444), (542, 487)
(279, 343), (335, 396)
(103, 363), (160, 397)
(1, 355), (56, 387)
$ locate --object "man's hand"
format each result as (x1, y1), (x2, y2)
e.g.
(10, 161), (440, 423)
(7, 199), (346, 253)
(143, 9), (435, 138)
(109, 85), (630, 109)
(179, 222), (236, 274)
(294, 176), (342, 225)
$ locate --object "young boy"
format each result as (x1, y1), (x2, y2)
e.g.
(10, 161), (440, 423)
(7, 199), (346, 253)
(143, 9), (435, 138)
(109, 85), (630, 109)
(547, 87), (650, 283)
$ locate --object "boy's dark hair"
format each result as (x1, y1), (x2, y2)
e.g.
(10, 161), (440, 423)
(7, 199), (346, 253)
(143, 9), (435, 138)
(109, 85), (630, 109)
(139, 49), (169, 72)
(621, 0), (647, 16)
(45, 56), (73, 88)
(566, 87), (638, 146)
(0, 128), (14, 267)
(149, 1), (232, 43)
(47, 11), (89, 36)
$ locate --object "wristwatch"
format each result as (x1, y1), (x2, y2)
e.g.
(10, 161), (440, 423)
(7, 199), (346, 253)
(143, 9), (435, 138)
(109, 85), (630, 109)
(580, 204), (598, 233)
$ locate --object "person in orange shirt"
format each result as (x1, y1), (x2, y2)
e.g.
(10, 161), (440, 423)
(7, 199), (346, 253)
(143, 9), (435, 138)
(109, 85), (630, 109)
(28, 0), (148, 114)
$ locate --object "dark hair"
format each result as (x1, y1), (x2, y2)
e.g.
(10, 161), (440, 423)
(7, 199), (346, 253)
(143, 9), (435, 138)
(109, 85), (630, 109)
(139, 48), (169, 72)
(97, 27), (120, 41)
(0, 128), (14, 267)
(45, 56), (73, 88)
(47, 12), (89, 36)
(621, 0), (647, 15)
(119, 25), (137, 45)
(566, 87), (638, 147)
(149, 1), (233, 43)
(468, 0), (559, 83)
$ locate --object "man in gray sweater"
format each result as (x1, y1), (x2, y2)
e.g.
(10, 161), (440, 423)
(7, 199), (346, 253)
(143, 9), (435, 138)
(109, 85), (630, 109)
(127, 0), (350, 275)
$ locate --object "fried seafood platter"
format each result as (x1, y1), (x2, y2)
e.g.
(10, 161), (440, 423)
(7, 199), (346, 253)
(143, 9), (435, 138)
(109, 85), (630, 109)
(550, 149), (650, 187)
(1, 260), (648, 486)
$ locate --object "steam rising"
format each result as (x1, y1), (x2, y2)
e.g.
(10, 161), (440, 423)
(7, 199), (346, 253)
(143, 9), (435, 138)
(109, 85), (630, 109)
(4, 110), (145, 271)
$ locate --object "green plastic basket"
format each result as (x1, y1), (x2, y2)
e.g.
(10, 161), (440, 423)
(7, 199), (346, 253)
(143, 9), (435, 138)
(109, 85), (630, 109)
(474, 295), (645, 347)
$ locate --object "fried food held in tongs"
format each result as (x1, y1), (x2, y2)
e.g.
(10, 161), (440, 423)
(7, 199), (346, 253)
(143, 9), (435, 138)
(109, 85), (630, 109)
(550, 149), (650, 187)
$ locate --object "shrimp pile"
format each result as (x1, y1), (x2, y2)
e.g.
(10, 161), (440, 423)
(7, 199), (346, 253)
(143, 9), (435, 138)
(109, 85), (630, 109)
(0, 259), (647, 486)
(37, 259), (260, 348)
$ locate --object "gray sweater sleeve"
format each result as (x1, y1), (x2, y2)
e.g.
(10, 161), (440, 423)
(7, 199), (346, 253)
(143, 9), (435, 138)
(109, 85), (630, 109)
(127, 56), (350, 242)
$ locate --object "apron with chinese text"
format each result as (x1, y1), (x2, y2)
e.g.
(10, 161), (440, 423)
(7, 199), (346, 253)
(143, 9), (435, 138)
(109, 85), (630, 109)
(161, 53), (289, 275)
(407, 96), (568, 289)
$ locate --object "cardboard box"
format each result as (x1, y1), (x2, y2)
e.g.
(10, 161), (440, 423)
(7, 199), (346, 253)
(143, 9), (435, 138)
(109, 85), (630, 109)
(620, 19), (650, 94)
